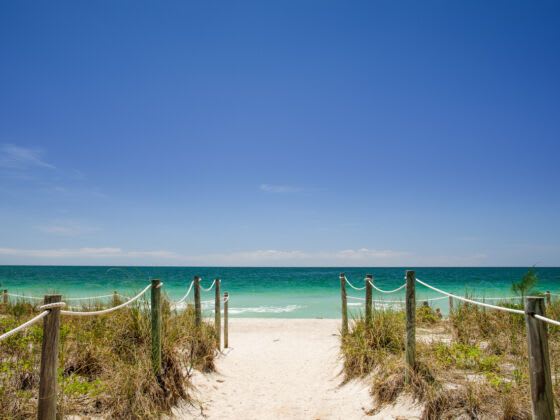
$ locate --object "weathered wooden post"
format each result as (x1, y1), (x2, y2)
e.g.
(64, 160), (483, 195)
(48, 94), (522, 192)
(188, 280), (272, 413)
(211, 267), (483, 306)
(525, 296), (554, 419)
(194, 276), (201, 328)
(448, 296), (454, 314)
(224, 292), (229, 349)
(365, 274), (373, 325)
(405, 270), (416, 384)
(545, 291), (551, 307)
(38, 294), (62, 420)
(112, 290), (119, 306)
(2, 289), (7, 306)
(215, 278), (221, 348)
(151, 279), (162, 376)
(340, 273), (348, 335)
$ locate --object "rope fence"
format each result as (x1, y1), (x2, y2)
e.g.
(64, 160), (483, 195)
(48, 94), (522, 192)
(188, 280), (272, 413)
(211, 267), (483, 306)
(0, 275), (231, 419)
(5, 291), (129, 302)
(0, 310), (50, 341)
(339, 270), (560, 419)
(60, 284), (152, 316)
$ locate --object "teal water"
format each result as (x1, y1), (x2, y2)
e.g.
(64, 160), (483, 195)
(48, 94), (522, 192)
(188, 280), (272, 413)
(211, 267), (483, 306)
(1, 266), (559, 318)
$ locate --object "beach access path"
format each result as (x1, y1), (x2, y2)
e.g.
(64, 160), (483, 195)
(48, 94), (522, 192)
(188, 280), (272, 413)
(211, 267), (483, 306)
(175, 318), (421, 420)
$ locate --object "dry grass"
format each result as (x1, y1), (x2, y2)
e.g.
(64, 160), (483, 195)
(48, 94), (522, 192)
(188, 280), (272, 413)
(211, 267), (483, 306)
(0, 294), (217, 419)
(341, 299), (560, 419)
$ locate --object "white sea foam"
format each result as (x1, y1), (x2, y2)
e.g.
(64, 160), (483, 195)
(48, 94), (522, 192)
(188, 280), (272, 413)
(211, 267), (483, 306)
(170, 302), (305, 314)
(228, 305), (304, 314)
(347, 302), (363, 306)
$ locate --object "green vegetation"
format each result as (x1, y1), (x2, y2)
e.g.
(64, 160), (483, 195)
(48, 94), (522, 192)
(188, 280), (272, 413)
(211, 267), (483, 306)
(511, 267), (539, 300)
(340, 297), (560, 418)
(0, 296), (217, 419)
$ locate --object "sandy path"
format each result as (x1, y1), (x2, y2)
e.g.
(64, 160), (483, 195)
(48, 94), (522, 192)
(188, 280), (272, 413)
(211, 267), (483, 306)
(174, 318), (421, 420)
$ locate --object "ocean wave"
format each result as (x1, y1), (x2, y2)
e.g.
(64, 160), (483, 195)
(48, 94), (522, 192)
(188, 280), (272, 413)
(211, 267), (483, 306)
(170, 303), (305, 314)
(228, 305), (304, 314)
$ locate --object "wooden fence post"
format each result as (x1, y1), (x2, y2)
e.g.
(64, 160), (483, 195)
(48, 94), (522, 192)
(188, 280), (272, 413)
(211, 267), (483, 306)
(224, 292), (229, 349)
(545, 291), (551, 307)
(365, 274), (373, 325)
(448, 296), (454, 314)
(525, 296), (554, 419)
(2, 289), (7, 306)
(215, 278), (221, 349)
(38, 294), (62, 420)
(194, 276), (201, 328)
(340, 273), (348, 335)
(405, 270), (416, 384)
(112, 290), (119, 306)
(151, 279), (162, 376)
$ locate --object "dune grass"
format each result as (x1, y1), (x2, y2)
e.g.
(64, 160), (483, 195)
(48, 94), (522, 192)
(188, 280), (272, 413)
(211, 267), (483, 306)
(341, 301), (560, 419)
(0, 295), (217, 419)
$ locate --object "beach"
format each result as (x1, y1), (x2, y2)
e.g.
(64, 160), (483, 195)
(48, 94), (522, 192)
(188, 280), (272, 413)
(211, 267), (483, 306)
(176, 318), (421, 420)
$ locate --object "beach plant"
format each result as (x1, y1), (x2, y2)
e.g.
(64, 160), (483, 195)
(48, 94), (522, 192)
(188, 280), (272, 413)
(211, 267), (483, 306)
(0, 296), (217, 419)
(341, 310), (405, 379)
(341, 302), (550, 418)
(416, 303), (440, 326)
(511, 267), (539, 300)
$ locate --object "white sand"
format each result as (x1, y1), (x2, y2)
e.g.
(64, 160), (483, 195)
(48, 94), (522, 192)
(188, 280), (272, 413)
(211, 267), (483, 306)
(174, 318), (421, 420)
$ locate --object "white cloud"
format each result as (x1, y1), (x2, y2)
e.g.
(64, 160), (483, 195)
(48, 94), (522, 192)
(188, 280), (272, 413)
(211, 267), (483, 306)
(0, 247), (179, 260)
(259, 184), (302, 193)
(0, 144), (55, 170)
(0, 246), (409, 266)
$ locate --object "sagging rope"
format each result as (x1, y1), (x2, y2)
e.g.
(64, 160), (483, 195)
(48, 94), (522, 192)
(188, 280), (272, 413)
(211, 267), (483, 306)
(348, 295), (447, 304)
(7, 292), (128, 301)
(200, 278), (216, 292)
(6, 293), (43, 300)
(0, 302), (66, 341)
(170, 281), (195, 307)
(344, 277), (366, 291)
(367, 279), (406, 294)
(415, 278), (524, 315)
(66, 294), (115, 301)
(61, 284), (151, 316)
(0, 311), (49, 341)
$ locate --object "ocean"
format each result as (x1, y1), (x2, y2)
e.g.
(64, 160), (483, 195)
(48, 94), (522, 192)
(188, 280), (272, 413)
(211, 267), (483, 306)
(1, 266), (559, 318)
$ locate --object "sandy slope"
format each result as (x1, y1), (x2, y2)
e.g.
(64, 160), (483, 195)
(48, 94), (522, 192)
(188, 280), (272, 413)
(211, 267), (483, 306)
(174, 318), (421, 420)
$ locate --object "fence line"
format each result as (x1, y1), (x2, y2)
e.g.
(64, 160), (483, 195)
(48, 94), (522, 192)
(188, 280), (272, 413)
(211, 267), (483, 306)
(200, 278), (217, 292)
(0, 276), (231, 419)
(7, 292), (129, 302)
(368, 279), (406, 294)
(0, 310), (50, 341)
(61, 284), (152, 316)
(170, 281), (195, 307)
(415, 278), (525, 315)
(340, 271), (560, 420)
(344, 276), (366, 291)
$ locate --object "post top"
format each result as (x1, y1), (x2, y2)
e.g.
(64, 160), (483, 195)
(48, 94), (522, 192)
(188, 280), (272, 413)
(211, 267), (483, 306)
(366, 274), (373, 279)
(224, 291), (229, 296)
(339, 272), (345, 277)
(43, 294), (62, 303)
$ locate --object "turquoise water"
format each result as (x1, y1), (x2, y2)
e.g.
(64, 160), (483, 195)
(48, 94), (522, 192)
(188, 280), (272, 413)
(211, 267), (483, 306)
(1, 266), (559, 318)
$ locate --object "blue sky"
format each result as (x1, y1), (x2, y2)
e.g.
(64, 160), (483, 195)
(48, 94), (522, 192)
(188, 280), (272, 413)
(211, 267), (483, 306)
(1, 1), (559, 266)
